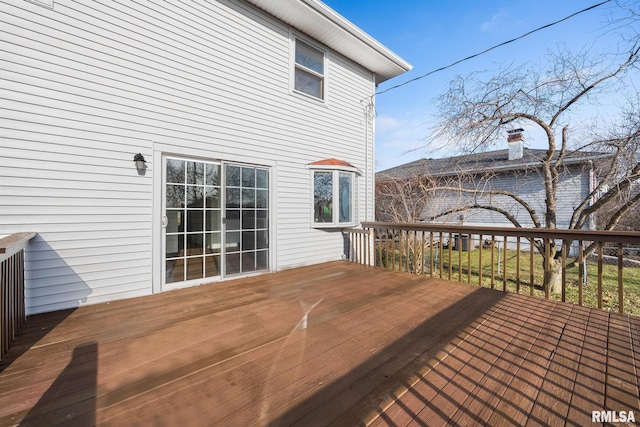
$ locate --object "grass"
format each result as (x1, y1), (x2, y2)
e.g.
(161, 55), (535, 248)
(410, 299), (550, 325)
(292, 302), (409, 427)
(376, 246), (640, 316)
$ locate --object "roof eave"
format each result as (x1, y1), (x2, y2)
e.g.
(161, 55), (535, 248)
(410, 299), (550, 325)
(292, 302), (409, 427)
(377, 152), (615, 180)
(244, 0), (412, 84)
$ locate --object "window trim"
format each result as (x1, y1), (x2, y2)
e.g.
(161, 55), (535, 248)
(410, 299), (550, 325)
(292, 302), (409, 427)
(291, 34), (328, 103)
(308, 165), (359, 228)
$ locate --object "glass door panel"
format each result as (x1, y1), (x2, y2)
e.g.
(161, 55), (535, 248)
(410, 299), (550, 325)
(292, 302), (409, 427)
(224, 164), (269, 276)
(165, 158), (222, 284)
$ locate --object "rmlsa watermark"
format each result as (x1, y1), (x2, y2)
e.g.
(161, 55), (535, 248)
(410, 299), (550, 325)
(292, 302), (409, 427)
(592, 410), (636, 423)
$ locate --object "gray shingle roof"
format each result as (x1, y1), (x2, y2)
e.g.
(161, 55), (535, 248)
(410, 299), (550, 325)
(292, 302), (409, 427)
(377, 148), (612, 180)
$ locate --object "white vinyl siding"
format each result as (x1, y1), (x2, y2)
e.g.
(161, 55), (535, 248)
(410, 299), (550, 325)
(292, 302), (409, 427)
(25, 0), (53, 8)
(0, 137), (153, 314)
(0, 0), (376, 314)
(423, 166), (591, 229)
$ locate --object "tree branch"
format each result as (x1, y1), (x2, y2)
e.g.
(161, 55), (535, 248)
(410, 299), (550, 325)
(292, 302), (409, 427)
(603, 189), (640, 230)
(424, 203), (524, 228)
(576, 162), (640, 226)
(422, 185), (544, 228)
(550, 44), (640, 127)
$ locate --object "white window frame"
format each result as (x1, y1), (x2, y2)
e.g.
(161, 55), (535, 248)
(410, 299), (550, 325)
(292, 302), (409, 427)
(308, 165), (359, 228)
(291, 34), (327, 102)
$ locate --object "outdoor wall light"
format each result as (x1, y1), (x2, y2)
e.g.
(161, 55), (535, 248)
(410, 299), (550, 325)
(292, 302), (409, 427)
(134, 153), (146, 171)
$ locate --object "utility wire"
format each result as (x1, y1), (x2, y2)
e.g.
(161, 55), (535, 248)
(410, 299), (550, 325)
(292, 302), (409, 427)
(375, 0), (612, 96)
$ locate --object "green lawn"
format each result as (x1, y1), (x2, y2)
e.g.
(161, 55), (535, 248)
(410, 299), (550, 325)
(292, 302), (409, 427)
(376, 246), (640, 315)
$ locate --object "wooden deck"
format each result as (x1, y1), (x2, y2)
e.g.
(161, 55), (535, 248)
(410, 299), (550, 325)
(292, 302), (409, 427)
(0, 261), (638, 426)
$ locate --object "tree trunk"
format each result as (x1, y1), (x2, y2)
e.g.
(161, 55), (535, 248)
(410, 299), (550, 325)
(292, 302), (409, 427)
(545, 258), (563, 294)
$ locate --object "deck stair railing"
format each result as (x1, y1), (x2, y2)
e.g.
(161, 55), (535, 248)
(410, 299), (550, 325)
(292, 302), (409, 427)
(1, 232), (35, 361)
(344, 222), (640, 315)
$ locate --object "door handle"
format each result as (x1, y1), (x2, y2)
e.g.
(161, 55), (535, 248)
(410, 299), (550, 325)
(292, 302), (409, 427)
(162, 215), (168, 228)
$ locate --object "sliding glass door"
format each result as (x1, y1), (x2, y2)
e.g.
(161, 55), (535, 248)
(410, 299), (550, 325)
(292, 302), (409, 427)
(163, 157), (269, 286)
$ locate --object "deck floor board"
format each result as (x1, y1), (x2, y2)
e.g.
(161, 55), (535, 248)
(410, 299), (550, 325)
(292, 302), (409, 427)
(0, 261), (638, 426)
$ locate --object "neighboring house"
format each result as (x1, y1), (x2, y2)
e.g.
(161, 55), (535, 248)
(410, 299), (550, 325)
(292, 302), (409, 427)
(0, 0), (411, 314)
(377, 134), (613, 239)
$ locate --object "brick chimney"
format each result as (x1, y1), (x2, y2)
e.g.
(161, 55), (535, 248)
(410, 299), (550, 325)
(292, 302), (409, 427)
(507, 128), (524, 160)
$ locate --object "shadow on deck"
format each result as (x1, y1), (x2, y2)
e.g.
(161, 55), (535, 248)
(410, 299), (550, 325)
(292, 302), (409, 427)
(0, 261), (638, 426)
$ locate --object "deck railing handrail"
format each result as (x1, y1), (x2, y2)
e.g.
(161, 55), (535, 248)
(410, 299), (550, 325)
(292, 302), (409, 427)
(1, 232), (36, 361)
(344, 223), (640, 315)
(362, 222), (640, 244)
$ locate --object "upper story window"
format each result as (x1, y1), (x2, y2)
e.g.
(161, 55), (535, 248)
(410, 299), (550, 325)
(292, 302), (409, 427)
(294, 39), (325, 100)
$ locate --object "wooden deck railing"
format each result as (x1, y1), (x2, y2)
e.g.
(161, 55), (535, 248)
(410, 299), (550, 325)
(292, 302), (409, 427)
(344, 222), (640, 315)
(1, 232), (36, 361)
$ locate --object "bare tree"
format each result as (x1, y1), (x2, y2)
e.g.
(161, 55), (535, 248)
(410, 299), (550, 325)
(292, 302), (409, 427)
(376, 170), (469, 223)
(376, 175), (429, 223)
(427, 36), (640, 292)
(375, 172), (442, 272)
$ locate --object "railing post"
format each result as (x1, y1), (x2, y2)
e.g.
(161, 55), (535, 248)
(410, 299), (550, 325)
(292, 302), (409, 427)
(429, 232), (434, 277)
(502, 235), (508, 292)
(369, 228), (375, 267)
(404, 230), (409, 273)
(597, 242), (603, 310)
(618, 243), (624, 314)
(386, 229), (391, 270)
(1, 257), (6, 358)
(544, 239), (551, 300)
(561, 240), (567, 303)
(490, 235), (495, 289)
(457, 232), (463, 283)
(447, 232), (453, 280)
(0, 232), (35, 361)
(467, 234), (472, 284)
(478, 234), (483, 286)
(578, 241), (584, 307)
(420, 231), (426, 276)
(529, 239), (535, 297)
(516, 237), (521, 294)
(438, 232), (443, 279)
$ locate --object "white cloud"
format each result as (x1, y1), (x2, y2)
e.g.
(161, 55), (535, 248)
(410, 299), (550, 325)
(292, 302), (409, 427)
(375, 116), (403, 134)
(374, 115), (431, 171)
(481, 11), (508, 32)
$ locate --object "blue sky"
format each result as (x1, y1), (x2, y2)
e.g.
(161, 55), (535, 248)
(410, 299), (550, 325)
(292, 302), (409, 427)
(323, 0), (636, 171)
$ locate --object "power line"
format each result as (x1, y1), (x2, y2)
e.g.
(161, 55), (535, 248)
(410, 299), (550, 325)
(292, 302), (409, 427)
(375, 0), (612, 97)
